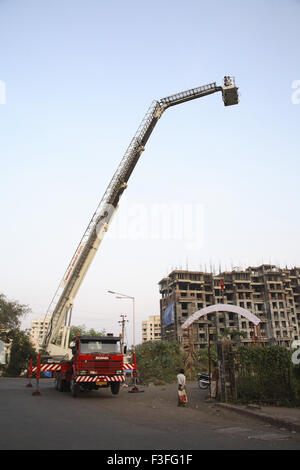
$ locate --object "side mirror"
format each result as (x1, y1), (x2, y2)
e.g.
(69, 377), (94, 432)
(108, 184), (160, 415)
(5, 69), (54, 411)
(123, 346), (127, 354)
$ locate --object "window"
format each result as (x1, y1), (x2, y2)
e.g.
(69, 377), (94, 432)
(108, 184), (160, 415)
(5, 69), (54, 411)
(80, 341), (120, 354)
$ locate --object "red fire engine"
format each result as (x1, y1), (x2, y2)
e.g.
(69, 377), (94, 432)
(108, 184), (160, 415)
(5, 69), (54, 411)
(32, 77), (238, 396)
(55, 334), (125, 397)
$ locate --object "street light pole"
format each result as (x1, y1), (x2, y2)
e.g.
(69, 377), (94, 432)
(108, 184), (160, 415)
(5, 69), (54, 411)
(108, 290), (136, 348)
(108, 290), (141, 393)
(118, 314), (128, 354)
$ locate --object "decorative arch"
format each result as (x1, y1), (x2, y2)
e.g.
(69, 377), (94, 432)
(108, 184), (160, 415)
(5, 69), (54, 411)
(181, 303), (261, 330)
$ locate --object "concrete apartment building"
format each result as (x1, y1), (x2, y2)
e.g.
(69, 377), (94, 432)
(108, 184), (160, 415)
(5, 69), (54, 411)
(159, 265), (300, 349)
(29, 314), (52, 351)
(142, 315), (161, 343)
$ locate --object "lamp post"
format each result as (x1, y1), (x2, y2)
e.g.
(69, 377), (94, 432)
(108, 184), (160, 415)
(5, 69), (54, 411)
(108, 290), (140, 393)
(108, 290), (136, 348)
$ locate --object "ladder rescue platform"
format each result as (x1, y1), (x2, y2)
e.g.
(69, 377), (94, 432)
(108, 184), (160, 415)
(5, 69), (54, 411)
(222, 76), (239, 106)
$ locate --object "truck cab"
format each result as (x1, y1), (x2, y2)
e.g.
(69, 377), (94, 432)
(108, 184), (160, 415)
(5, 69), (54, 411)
(56, 334), (125, 397)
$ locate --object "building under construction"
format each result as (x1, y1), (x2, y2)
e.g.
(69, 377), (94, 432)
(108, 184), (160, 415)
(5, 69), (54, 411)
(159, 265), (300, 348)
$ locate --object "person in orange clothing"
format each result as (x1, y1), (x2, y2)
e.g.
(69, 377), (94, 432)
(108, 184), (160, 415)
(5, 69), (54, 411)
(177, 369), (187, 407)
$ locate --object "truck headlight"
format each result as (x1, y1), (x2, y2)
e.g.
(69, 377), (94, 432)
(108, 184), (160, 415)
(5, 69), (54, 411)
(116, 370), (123, 375)
(78, 370), (88, 375)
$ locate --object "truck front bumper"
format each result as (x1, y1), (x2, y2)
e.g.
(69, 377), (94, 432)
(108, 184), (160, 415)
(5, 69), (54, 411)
(75, 375), (125, 383)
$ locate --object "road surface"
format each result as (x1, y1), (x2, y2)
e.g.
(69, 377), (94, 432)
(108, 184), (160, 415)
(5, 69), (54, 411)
(1, 378), (300, 451)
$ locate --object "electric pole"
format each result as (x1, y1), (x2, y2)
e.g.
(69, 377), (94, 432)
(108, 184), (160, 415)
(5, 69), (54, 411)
(118, 314), (128, 354)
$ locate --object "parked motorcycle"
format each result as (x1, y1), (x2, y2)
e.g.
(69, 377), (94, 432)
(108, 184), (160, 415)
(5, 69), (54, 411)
(197, 372), (210, 390)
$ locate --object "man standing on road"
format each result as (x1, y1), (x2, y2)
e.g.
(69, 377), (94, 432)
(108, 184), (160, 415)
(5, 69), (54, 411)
(177, 369), (187, 407)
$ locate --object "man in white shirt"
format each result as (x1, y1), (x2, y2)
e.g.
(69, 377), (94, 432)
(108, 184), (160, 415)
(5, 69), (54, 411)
(177, 369), (187, 406)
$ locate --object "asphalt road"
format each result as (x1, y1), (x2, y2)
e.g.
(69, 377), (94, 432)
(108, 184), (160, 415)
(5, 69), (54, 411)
(1, 378), (300, 451)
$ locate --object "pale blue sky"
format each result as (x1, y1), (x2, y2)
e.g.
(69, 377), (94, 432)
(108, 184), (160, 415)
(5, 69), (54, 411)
(0, 0), (299, 345)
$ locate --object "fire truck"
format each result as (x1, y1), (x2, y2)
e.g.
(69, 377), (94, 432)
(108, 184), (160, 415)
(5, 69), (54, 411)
(54, 334), (125, 397)
(36, 77), (238, 397)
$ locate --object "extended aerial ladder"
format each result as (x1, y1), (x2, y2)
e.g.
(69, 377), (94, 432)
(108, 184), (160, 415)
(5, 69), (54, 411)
(42, 77), (239, 358)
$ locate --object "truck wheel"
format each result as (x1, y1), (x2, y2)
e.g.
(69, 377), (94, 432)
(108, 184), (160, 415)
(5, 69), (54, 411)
(55, 372), (63, 391)
(71, 377), (79, 397)
(58, 374), (65, 392)
(64, 380), (71, 392)
(111, 382), (120, 395)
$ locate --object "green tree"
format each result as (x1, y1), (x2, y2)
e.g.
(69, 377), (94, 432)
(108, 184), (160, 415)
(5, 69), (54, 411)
(69, 324), (107, 340)
(194, 344), (218, 372)
(215, 328), (247, 343)
(0, 294), (30, 341)
(5, 330), (36, 377)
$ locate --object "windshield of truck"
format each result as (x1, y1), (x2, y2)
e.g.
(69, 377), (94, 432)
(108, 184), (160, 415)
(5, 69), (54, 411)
(80, 341), (120, 354)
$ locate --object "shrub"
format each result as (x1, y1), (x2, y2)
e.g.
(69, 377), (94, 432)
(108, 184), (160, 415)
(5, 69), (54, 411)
(235, 345), (300, 406)
(134, 340), (185, 384)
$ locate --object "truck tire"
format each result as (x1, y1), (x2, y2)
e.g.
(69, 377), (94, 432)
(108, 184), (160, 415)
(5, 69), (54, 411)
(64, 380), (71, 392)
(55, 373), (59, 390)
(58, 374), (65, 392)
(55, 372), (63, 391)
(71, 377), (80, 397)
(111, 382), (120, 395)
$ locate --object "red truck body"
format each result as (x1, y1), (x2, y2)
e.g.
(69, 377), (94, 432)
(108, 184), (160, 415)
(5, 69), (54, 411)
(55, 334), (125, 397)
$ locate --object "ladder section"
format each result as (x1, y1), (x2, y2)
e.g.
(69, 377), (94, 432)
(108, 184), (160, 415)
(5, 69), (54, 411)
(159, 82), (222, 109)
(42, 100), (164, 349)
(42, 78), (237, 353)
